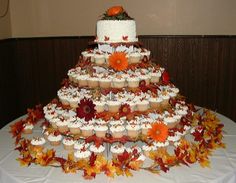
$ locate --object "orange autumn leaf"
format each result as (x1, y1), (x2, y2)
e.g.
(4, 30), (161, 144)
(148, 122), (168, 142)
(109, 52), (128, 71)
(62, 153), (78, 173)
(107, 6), (124, 16)
(35, 149), (55, 166)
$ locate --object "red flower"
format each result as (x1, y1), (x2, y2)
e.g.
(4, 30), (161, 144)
(76, 98), (96, 121)
(162, 71), (170, 85)
(119, 104), (131, 117)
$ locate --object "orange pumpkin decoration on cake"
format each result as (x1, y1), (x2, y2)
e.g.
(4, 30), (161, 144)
(108, 52), (128, 71)
(107, 6), (124, 16)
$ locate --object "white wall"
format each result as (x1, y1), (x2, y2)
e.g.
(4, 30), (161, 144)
(2, 0), (236, 39)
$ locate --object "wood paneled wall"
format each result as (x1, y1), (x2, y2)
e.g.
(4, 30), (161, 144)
(0, 36), (235, 128)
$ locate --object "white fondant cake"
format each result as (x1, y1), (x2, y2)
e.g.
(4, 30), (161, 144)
(95, 20), (138, 43)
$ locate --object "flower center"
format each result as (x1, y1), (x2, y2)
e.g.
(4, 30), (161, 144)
(83, 105), (91, 114)
(122, 107), (128, 113)
(116, 60), (121, 64)
(156, 130), (161, 135)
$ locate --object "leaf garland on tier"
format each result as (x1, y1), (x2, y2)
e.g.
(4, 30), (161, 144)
(9, 104), (226, 180)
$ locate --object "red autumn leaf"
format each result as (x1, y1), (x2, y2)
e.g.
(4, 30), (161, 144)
(15, 139), (30, 152)
(85, 135), (104, 147)
(156, 158), (169, 173)
(122, 36), (128, 41)
(10, 120), (24, 138)
(162, 70), (170, 85)
(61, 78), (71, 88)
(89, 152), (97, 166)
(192, 126), (204, 142)
(117, 150), (130, 163)
(104, 36), (110, 41)
(54, 157), (67, 166)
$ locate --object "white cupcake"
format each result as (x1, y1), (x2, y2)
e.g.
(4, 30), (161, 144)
(125, 101), (137, 112)
(136, 100), (149, 112)
(74, 140), (90, 150)
(112, 77), (126, 88)
(31, 137), (46, 148)
(49, 117), (60, 129)
(127, 77), (140, 88)
(68, 120), (81, 135)
(110, 125), (125, 138)
(89, 144), (105, 155)
(58, 93), (70, 106)
(160, 92), (170, 109)
(140, 49), (151, 59)
(56, 118), (69, 133)
(62, 137), (75, 151)
(76, 74), (89, 87)
(139, 75), (151, 85)
(80, 124), (94, 137)
(94, 54), (105, 65)
(168, 133), (181, 145)
(149, 97), (163, 109)
(153, 141), (169, 150)
(141, 123), (152, 135)
(74, 149), (91, 161)
(94, 101), (106, 113)
(150, 71), (162, 83)
(164, 116), (178, 128)
(87, 77), (99, 88)
(107, 100), (121, 113)
(22, 123), (34, 134)
(142, 144), (157, 157)
(48, 133), (63, 146)
(99, 77), (112, 88)
(126, 124), (141, 138)
(126, 146), (142, 154)
(82, 51), (94, 62)
(94, 125), (108, 138)
(110, 144), (125, 158)
(129, 52), (141, 64)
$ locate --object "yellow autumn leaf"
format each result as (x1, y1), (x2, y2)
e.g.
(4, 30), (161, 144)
(124, 168), (133, 177)
(104, 161), (116, 178)
(115, 167), (124, 176)
(199, 158), (210, 168)
(128, 160), (142, 170)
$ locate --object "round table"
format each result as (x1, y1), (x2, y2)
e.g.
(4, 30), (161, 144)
(0, 112), (236, 183)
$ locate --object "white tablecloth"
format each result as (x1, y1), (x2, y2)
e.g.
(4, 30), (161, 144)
(1, 112), (236, 183)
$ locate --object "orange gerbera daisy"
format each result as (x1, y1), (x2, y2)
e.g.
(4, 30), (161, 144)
(148, 122), (168, 142)
(108, 52), (128, 71)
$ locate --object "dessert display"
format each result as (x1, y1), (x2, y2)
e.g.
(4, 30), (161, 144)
(10, 6), (225, 179)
